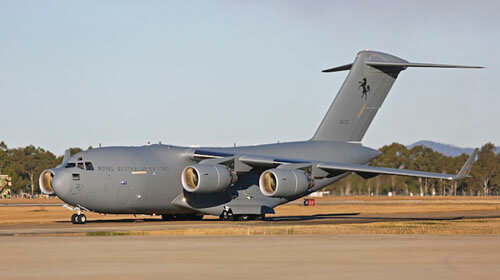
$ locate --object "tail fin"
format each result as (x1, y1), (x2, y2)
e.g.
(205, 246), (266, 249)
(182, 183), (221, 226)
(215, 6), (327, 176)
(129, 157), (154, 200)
(312, 50), (482, 142)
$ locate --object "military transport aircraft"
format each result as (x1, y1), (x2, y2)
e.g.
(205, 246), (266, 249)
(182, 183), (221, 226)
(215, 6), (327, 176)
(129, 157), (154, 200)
(39, 51), (481, 224)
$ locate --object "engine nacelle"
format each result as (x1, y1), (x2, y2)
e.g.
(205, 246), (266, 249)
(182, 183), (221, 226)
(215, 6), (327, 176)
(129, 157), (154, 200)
(259, 169), (310, 197)
(39, 169), (55, 195)
(181, 164), (236, 194)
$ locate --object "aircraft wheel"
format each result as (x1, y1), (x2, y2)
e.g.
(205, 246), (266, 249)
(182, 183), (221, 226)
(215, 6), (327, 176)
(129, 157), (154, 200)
(220, 210), (233, 221)
(71, 214), (78, 224)
(78, 214), (87, 224)
(238, 215), (249, 221)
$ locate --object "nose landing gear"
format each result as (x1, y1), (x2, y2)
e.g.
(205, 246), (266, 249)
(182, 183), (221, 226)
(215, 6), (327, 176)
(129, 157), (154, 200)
(71, 213), (87, 224)
(64, 204), (88, 224)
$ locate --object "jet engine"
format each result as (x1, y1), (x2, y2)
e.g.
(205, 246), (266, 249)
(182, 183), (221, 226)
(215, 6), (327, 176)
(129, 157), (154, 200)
(39, 169), (55, 195)
(181, 164), (236, 193)
(259, 169), (311, 197)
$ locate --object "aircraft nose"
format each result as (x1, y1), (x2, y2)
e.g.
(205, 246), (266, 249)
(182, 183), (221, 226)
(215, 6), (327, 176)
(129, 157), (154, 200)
(51, 171), (72, 198)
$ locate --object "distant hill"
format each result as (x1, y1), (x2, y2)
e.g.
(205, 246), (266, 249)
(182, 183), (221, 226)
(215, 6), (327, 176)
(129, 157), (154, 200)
(407, 140), (499, 157)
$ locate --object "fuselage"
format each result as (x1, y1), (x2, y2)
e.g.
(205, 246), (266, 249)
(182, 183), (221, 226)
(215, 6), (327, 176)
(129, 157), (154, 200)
(47, 140), (379, 216)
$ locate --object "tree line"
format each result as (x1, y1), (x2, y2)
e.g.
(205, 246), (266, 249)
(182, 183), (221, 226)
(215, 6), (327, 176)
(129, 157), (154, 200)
(0, 141), (498, 196)
(326, 143), (500, 196)
(0, 142), (82, 195)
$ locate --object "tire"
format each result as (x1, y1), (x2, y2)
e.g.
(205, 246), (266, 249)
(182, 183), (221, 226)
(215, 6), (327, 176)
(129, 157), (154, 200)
(220, 210), (233, 221)
(79, 214), (87, 224)
(238, 215), (249, 221)
(74, 214), (80, 224)
(71, 214), (78, 224)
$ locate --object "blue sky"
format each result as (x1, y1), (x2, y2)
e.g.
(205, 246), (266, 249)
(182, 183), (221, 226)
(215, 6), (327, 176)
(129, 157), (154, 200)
(0, 1), (498, 155)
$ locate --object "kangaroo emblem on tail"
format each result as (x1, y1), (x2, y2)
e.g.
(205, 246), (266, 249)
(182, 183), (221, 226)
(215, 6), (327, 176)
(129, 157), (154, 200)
(358, 78), (370, 100)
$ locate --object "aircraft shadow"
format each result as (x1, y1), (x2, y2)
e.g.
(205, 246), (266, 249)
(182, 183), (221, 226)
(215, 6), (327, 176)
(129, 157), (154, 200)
(265, 213), (361, 222)
(266, 213), (500, 223)
(55, 218), (164, 224)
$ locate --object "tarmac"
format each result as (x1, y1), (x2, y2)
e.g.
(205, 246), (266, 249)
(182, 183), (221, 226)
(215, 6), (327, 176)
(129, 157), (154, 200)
(1, 235), (499, 280)
(1, 198), (499, 279)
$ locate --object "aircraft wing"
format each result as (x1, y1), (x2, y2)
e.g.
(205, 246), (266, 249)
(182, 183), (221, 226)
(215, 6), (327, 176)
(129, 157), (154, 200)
(189, 148), (478, 181)
(317, 149), (477, 181)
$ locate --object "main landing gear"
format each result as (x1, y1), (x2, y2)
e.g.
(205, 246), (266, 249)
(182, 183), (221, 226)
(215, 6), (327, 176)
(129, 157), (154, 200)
(219, 208), (265, 221)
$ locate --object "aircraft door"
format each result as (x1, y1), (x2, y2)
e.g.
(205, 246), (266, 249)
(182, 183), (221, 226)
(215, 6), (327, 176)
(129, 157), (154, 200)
(128, 186), (140, 207)
(127, 176), (145, 208)
(116, 184), (129, 208)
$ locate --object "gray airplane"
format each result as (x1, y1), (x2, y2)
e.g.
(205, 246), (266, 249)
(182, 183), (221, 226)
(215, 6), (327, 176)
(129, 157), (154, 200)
(39, 51), (481, 224)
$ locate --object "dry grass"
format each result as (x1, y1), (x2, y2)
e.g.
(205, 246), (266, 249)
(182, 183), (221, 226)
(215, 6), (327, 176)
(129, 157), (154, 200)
(0, 205), (139, 224)
(2, 196), (500, 236)
(275, 202), (500, 216)
(277, 197), (500, 216)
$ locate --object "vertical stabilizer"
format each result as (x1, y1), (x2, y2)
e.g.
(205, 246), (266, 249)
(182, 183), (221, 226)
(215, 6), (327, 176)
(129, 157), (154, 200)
(312, 51), (406, 142)
(312, 51), (482, 142)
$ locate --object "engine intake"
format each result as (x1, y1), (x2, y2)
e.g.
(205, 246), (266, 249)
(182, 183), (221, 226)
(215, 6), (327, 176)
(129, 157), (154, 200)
(39, 169), (55, 195)
(259, 169), (310, 197)
(181, 164), (236, 194)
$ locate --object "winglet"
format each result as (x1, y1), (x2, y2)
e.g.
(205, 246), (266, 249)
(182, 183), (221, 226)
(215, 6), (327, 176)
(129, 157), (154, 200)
(453, 148), (478, 180)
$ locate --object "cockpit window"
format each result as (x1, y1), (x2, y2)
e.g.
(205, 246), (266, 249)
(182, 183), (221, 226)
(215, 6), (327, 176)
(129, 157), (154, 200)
(77, 162), (84, 170)
(65, 162), (76, 168)
(85, 162), (94, 171)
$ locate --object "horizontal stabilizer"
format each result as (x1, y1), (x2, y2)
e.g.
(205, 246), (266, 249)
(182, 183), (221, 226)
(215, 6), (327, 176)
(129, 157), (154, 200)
(322, 63), (353, 73)
(366, 61), (483, 69)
